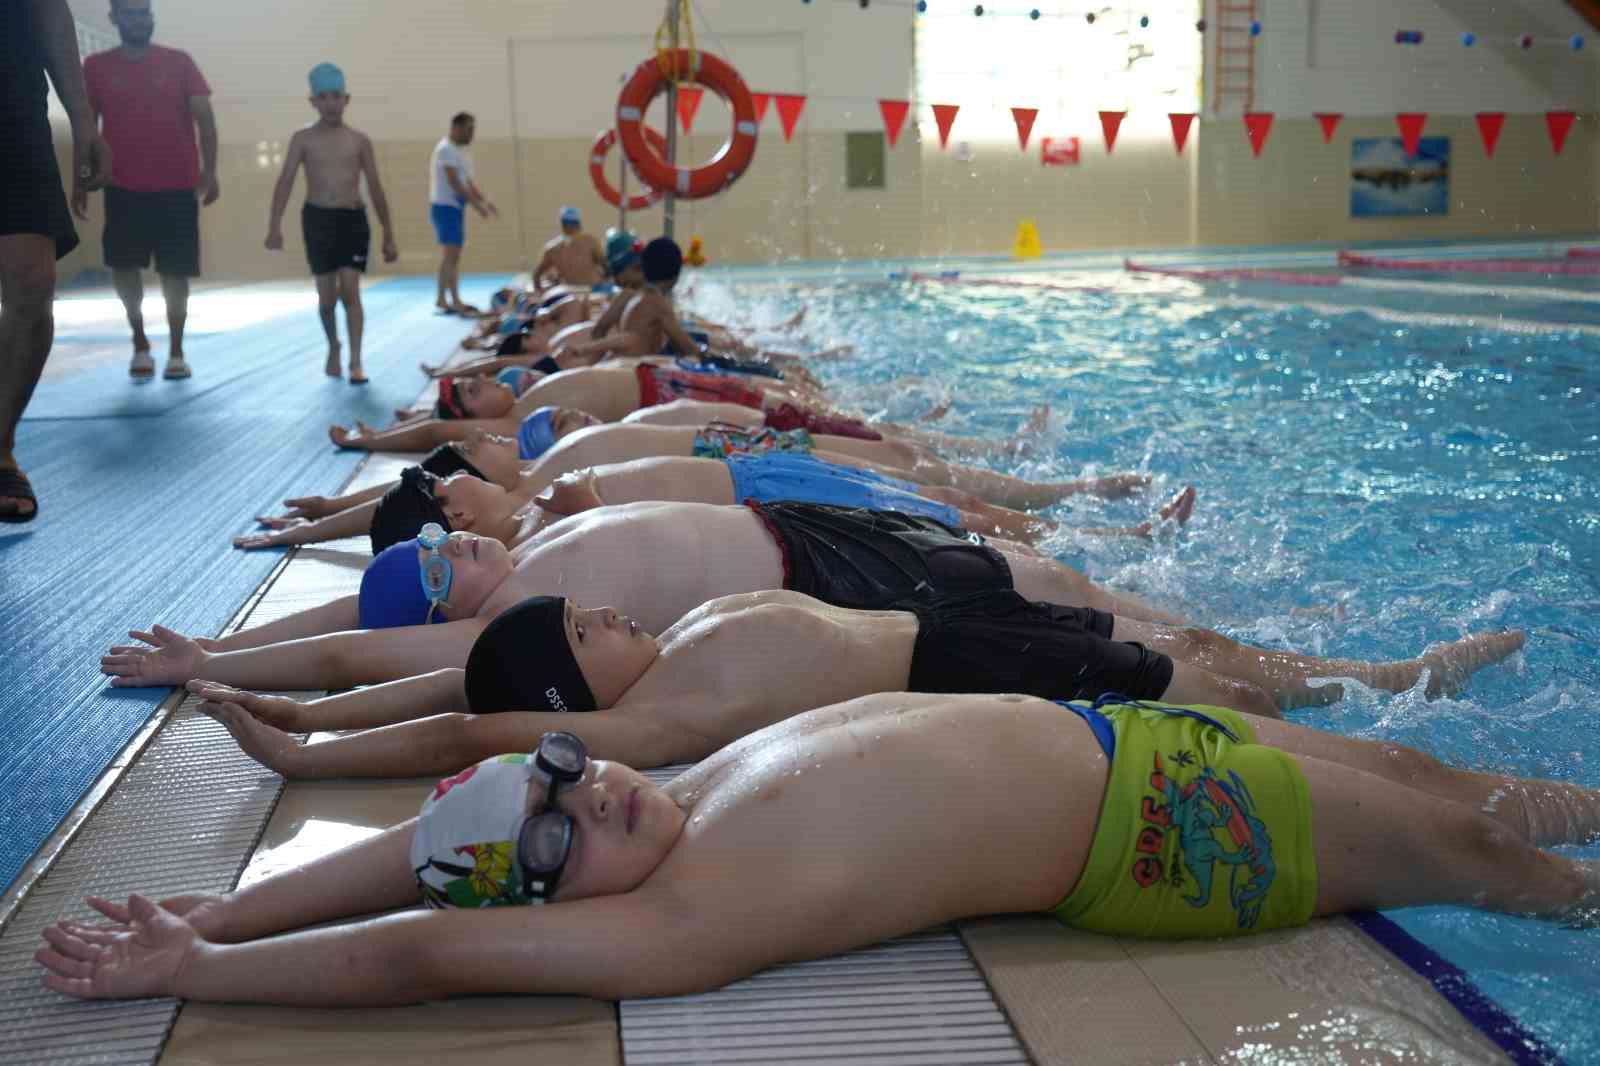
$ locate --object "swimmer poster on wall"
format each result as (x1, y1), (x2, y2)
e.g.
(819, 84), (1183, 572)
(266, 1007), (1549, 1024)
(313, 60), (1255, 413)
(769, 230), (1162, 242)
(1350, 137), (1450, 217)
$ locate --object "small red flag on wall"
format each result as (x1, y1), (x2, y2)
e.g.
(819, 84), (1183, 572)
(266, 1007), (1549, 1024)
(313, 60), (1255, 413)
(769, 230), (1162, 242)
(773, 94), (807, 142)
(1168, 112), (1195, 155)
(1547, 110), (1576, 155)
(1395, 112), (1427, 156)
(1011, 107), (1039, 150)
(675, 88), (703, 135)
(1474, 112), (1504, 157)
(1243, 112), (1274, 156)
(879, 100), (910, 147)
(1098, 110), (1126, 153)
(1041, 136), (1080, 166)
(1314, 112), (1342, 143)
(752, 93), (770, 124)
(931, 103), (960, 149)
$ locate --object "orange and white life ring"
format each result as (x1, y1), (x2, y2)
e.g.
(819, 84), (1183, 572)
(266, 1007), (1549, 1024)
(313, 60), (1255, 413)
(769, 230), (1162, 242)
(589, 127), (668, 211)
(616, 49), (758, 200)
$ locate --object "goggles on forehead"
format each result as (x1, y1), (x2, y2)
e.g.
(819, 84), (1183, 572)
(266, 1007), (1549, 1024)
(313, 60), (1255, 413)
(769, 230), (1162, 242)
(418, 522), (452, 620)
(517, 731), (589, 902)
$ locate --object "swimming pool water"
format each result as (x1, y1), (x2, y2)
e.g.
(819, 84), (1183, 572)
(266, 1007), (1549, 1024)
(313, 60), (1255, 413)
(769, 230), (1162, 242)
(696, 269), (1600, 1063)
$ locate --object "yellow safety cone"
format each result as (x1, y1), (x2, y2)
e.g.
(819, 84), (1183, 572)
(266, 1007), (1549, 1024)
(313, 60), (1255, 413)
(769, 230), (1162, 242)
(1012, 219), (1042, 260)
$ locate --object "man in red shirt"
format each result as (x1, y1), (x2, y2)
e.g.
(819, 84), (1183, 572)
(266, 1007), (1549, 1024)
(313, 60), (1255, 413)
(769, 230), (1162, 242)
(83, 0), (219, 381)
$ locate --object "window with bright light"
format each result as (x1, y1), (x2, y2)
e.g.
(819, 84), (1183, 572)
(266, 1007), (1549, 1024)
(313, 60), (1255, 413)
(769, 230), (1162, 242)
(914, 1), (1201, 143)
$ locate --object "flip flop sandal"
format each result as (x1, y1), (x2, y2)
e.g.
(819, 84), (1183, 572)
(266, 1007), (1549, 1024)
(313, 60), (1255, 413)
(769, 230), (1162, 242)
(348, 373), (371, 385)
(163, 357), (193, 380)
(130, 349), (156, 381)
(0, 468), (39, 523)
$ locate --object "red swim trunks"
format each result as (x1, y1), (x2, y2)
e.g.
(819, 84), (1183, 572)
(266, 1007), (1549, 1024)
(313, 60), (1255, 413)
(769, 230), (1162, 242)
(635, 363), (766, 410)
(763, 402), (883, 441)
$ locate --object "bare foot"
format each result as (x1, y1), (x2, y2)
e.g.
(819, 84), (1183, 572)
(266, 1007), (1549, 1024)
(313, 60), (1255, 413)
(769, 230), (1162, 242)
(1076, 472), (1151, 500)
(1119, 485), (1198, 538)
(778, 307), (806, 330)
(921, 399), (952, 422)
(325, 343), (342, 378)
(355, 419), (379, 435)
(328, 425), (359, 449)
(1421, 630), (1526, 698)
(1023, 404), (1051, 436)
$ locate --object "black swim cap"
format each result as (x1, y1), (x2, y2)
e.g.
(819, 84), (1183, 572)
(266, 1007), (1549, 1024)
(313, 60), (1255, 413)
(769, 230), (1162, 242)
(370, 467), (450, 554)
(641, 237), (683, 283)
(419, 443), (486, 482)
(466, 596), (597, 714)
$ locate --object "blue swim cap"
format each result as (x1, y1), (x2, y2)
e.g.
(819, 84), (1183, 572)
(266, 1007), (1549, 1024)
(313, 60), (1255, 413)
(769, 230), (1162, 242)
(359, 539), (438, 629)
(308, 62), (346, 95)
(559, 206), (582, 226)
(497, 366), (534, 396)
(517, 405), (560, 460)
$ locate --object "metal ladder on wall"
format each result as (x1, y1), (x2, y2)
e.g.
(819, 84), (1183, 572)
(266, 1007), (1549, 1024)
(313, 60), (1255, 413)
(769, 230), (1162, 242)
(1211, 0), (1257, 114)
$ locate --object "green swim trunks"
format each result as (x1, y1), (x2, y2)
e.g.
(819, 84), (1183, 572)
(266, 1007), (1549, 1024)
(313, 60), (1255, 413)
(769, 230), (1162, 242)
(691, 423), (814, 459)
(1050, 698), (1318, 938)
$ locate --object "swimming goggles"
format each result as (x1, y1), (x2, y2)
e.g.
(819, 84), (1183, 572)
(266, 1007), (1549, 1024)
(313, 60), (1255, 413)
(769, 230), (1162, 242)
(517, 731), (589, 902)
(418, 521), (452, 619)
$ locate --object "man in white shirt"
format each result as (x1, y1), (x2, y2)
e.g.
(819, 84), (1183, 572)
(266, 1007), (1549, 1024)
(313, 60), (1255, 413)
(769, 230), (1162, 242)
(429, 112), (495, 314)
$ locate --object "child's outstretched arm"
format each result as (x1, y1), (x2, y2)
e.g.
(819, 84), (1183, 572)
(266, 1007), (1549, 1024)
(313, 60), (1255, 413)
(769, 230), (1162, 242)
(263, 131), (305, 251)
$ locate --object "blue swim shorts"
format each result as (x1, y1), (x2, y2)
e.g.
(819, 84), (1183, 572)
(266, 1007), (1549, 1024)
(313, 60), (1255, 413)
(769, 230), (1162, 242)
(430, 204), (465, 247)
(725, 452), (961, 526)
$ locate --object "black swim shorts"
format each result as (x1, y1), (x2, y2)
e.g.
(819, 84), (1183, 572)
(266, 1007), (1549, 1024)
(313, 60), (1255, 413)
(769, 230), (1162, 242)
(104, 186), (200, 276)
(1, 114), (79, 260)
(904, 589), (1174, 702)
(746, 500), (1013, 610)
(302, 202), (371, 276)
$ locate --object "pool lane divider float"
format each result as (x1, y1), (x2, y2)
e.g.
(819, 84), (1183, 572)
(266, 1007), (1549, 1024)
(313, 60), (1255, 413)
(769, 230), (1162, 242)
(1124, 260), (1343, 286)
(1338, 249), (1600, 275)
(890, 270), (1112, 295)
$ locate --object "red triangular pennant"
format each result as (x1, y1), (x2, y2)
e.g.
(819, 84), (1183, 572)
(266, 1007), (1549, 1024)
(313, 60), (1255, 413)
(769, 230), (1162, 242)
(675, 87), (704, 136)
(1098, 110), (1126, 153)
(1475, 112), (1504, 157)
(1168, 112), (1195, 155)
(1243, 111), (1274, 157)
(931, 103), (960, 149)
(1314, 112), (1342, 143)
(1547, 110), (1576, 155)
(1010, 107), (1039, 151)
(879, 99), (910, 148)
(752, 92), (770, 124)
(1396, 112), (1427, 157)
(773, 93), (807, 142)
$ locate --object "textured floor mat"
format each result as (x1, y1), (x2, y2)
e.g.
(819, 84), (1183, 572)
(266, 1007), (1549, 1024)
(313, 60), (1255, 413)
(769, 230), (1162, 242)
(0, 275), (501, 892)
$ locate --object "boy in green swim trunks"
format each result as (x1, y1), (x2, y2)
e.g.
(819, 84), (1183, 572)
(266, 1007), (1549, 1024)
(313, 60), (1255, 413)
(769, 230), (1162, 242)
(39, 693), (1600, 1007)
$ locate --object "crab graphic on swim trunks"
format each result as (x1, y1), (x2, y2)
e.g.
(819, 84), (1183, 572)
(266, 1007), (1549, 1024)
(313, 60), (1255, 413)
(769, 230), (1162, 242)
(1146, 752), (1278, 930)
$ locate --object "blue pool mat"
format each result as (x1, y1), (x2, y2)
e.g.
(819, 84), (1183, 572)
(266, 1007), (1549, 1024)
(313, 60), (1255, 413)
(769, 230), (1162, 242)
(0, 275), (503, 893)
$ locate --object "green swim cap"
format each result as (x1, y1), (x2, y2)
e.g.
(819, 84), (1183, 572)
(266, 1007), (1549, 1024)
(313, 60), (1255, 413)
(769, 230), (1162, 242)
(605, 228), (642, 275)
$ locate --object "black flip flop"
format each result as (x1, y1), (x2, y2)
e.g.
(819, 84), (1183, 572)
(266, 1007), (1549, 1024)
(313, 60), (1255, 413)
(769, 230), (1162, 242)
(349, 374), (370, 386)
(0, 468), (38, 524)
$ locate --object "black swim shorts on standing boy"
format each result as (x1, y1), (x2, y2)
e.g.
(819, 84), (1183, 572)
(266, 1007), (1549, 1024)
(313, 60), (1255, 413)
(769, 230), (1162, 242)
(902, 589), (1174, 701)
(301, 202), (371, 276)
(745, 501), (1014, 610)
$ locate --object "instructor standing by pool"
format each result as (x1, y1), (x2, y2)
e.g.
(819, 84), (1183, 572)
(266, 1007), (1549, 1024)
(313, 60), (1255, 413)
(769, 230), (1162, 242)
(430, 112), (496, 316)
(83, 0), (219, 382)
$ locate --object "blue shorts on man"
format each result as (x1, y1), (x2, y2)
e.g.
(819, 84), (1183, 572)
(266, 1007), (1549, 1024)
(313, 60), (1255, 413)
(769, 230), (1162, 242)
(431, 203), (465, 247)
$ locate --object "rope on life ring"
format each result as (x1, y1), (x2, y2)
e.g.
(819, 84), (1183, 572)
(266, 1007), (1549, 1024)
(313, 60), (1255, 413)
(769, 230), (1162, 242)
(616, 48), (758, 201)
(588, 127), (668, 211)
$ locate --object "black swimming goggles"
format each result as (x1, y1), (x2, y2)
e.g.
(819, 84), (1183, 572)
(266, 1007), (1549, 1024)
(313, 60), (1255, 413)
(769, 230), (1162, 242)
(516, 731), (589, 903)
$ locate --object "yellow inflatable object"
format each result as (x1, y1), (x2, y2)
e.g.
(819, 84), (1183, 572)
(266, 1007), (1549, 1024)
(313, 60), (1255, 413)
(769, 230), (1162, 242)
(685, 235), (709, 267)
(1013, 219), (1042, 260)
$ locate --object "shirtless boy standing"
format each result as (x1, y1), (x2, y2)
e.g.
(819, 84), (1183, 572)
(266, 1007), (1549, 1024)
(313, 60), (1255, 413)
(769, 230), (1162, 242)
(265, 63), (398, 383)
(531, 207), (606, 292)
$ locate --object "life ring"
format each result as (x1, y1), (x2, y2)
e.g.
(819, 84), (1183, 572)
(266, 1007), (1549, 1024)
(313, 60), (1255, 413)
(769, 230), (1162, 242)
(616, 49), (758, 200)
(589, 127), (668, 211)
